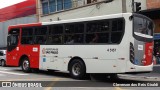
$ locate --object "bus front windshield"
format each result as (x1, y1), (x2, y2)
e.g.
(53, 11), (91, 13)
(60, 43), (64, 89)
(7, 29), (19, 52)
(133, 16), (154, 42)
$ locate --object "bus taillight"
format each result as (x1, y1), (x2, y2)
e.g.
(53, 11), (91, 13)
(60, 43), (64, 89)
(130, 42), (135, 64)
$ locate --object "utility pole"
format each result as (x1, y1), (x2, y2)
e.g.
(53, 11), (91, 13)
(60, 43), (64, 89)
(132, 0), (135, 12)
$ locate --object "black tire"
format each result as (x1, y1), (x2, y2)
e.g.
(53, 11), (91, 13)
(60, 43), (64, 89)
(31, 68), (39, 73)
(1, 60), (6, 67)
(47, 69), (56, 74)
(69, 59), (86, 79)
(21, 58), (31, 73)
(109, 74), (119, 80)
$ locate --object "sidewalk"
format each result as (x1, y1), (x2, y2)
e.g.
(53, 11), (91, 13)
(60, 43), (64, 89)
(153, 65), (160, 67)
(126, 65), (160, 77)
(118, 73), (160, 81)
(118, 66), (160, 81)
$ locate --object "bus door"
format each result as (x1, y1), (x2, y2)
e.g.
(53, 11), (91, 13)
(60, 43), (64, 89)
(7, 29), (20, 66)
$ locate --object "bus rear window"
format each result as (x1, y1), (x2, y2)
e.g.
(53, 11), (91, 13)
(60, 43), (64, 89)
(134, 16), (153, 36)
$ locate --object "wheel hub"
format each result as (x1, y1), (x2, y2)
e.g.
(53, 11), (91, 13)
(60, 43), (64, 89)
(72, 63), (81, 76)
(23, 60), (29, 70)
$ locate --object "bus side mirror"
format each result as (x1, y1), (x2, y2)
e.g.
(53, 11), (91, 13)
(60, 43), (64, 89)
(129, 16), (133, 21)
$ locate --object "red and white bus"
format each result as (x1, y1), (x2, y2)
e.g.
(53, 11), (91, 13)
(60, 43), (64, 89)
(6, 13), (154, 79)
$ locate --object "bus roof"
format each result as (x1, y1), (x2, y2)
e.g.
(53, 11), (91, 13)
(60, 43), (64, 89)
(42, 13), (132, 25)
(8, 13), (133, 30)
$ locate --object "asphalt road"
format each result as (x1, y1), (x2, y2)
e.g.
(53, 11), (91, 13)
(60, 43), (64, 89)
(153, 65), (160, 73)
(0, 66), (159, 90)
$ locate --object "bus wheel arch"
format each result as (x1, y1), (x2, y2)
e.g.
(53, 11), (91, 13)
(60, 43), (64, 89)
(19, 55), (31, 73)
(68, 57), (86, 79)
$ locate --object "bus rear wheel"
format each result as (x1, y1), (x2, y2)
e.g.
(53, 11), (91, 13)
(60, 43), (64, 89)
(21, 58), (31, 73)
(69, 59), (86, 79)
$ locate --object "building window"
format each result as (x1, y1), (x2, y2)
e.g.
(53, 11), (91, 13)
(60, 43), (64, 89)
(41, 0), (100, 15)
(41, 0), (72, 14)
(92, 0), (97, 3)
(42, 0), (49, 14)
(87, 0), (91, 4)
(57, 0), (63, 11)
(64, 0), (72, 9)
(49, 0), (56, 13)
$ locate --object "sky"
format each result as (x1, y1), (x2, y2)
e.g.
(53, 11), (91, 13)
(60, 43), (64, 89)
(0, 0), (26, 9)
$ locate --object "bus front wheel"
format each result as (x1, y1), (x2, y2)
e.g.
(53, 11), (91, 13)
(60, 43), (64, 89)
(21, 58), (31, 73)
(69, 59), (86, 79)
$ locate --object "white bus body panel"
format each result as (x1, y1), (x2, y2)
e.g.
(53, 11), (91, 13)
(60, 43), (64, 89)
(38, 13), (153, 73)
(39, 45), (128, 73)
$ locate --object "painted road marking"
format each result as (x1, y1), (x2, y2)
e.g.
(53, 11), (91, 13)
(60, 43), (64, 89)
(0, 68), (10, 70)
(0, 71), (29, 75)
(115, 87), (123, 90)
(45, 78), (61, 90)
(115, 87), (129, 90)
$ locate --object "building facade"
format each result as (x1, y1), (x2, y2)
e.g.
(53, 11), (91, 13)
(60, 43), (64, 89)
(0, 0), (38, 48)
(37, 0), (146, 22)
(146, 0), (160, 33)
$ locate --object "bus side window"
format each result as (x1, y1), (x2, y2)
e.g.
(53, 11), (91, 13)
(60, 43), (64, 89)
(34, 26), (48, 44)
(35, 36), (47, 44)
(48, 25), (63, 44)
(86, 20), (109, 44)
(21, 28), (33, 45)
(47, 36), (53, 44)
(64, 23), (84, 44)
(90, 33), (99, 43)
(65, 35), (75, 44)
(111, 19), (124, 44)
(53, 36), (62, 44)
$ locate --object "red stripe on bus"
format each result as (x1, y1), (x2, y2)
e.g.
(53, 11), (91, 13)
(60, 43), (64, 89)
(144, 42), (153, 66)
